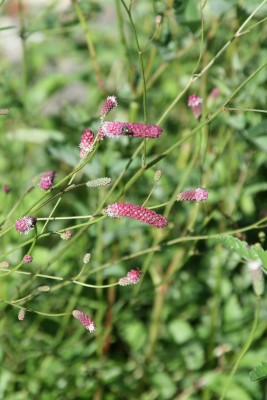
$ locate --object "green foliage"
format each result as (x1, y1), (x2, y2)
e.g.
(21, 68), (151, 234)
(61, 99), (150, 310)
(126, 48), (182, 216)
(249, 362), (267, 381)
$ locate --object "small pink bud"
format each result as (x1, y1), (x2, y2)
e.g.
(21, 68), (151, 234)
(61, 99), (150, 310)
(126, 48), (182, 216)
(72, 310), (96, 332)
(2, 184), (11, 193)
(38, 171), (56, 191)
(79, 129), (95, 158)
(104, 202), (168, 228)
(188, 94), (202, 119)
(119, 269), (142, 286)
(209, 88), (220, 99)
(23, 255), (33, 263)
(248, 260), (265, 297)
(98, 121), (163, 139)
(177, 188), (208, 202)
(100, 95), (118, 119)
(18, 308), (26, 321)
(60, 230), (73, 240)
(15, 216), (37, 235)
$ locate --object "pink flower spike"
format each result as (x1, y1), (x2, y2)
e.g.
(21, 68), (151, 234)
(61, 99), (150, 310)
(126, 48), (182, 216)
(18, 308), (26, 321)
(177, 188), (208, 202)
(188, 94), (202, 119)
(100, 95), (118, 119)
(23, 255), (33, 263)
(105, 202), (168, 228)
(38, 171), (56, 191)
(118, 269), (142, 286)
(79, 128), (95, 158)
(15, 216), (37, 235)
(2, 184), (11, 193)
(72, 310), (96, 333)
(209, 88), (220, 99)
(60, 230), (73, 240)
(98, 121), (163, 139)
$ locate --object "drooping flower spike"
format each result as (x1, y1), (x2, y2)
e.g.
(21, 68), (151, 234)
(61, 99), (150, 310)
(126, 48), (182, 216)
(104, 202), (168, 228)
(177, 188), (208, 202)
(72, 310), (96, 333)
(98, 121), (163, 139)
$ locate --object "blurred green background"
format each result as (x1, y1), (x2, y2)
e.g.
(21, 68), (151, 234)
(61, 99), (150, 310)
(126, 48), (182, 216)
(0, 0), (267, 399)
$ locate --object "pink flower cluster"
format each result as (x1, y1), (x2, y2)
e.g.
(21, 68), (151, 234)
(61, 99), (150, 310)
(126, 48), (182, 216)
(99, 121), (163, 139)
(118, 269), (142, 286)
(72, 310), (96, 332)
(105, 202), (168, 228)
(38, 171), (56, 191)
(188, 94), (202, 119)
(23, 255), (33, 263)
(100, 95), (117, 119)
(79, 128), (95, 158)
(177, 188), (208, 202)
(15, 216), (37, 235)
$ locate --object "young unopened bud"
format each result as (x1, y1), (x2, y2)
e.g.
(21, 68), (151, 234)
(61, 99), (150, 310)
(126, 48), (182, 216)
(37, 285), (50, 292)
(38, 171), (56, 191)
(188, 94), (202, 119)
(86, 177), (111, 188)
(2, 184), (11, 193)
(248, 260), (265, 297)
(23, 255), (33, 263)
(83, 253), (91, 264)
(15, 216), (37, 235)
(154, 170), (162, 182)
(72, 310), (96, 332)
(60, 230), (73, 240)
(177, 188), (208, 202)
(79, 129), (95, 158)
(18, 308), (26, 321)
(100, 95), (117, 119)
(0, 261), (9, 268)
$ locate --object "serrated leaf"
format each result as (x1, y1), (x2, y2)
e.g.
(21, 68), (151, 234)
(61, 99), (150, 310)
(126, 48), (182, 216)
(218, 235), (267, 269)
(249, 362), (267, 381)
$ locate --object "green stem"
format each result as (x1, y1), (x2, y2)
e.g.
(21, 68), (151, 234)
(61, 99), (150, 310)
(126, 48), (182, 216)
(219, 296), (262, 400)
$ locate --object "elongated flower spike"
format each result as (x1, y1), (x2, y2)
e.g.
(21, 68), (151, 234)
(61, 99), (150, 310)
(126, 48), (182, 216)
(104, 202), (168, 228)
(118, 269), (142, 286)
(72, 310), (96, 332)
(188, 94), (202, 119)
(79, 128), (95, 158)
(177, 188), (208, 202)
(100, 95), (118, 119)
(98, 121), (163, 139)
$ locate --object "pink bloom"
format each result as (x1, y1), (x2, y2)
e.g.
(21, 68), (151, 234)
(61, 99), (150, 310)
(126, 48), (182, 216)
(79, 129), (95, 158)
(60, 230), (73, 240)
(2, 184), (11, 193)
(209, 88), (220, 99)
(100, 95), (118, 119)
(38, 171), (56, 191)
(18, 308), (26, 321)
(98, 121), (163, 139)
(72, 310), (96, 332)
(15, 216), (37, 235)
(105, 202), (168, 228)
(177, 188), (208, 202)
(23, 255), (33, 263)
(118, 269), (142, 286)
(188, 94), (202, 119)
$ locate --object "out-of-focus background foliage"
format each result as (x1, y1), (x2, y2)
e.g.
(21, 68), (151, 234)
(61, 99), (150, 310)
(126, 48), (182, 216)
(0, 0), (267, 399)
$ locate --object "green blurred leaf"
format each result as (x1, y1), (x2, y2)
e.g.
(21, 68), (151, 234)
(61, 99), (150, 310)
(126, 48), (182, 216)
(5, 128), (64, 143)
(249, 362), (267, 381)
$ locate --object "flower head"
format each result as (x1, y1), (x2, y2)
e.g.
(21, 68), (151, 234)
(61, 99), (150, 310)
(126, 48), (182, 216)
(104, 202), (168, 228)
(18, 308), (26, 321)
(177, 188), (208, 202)
(72, 310), (96, 332)
(98, 121), (163, 139)
(188, 94), (202, 119)
(2, 184), (11, 193)
(100, 95), (117, 119)
(60, 230), (73, 240)
(118, 269), (142, 286)
(15, 216), (37, 235)
(23, 255), (33, 263)
(38, 171), (56, 191)
(79, 129), (95, 158)
(86, 177), (111, 188)
(248, 260), (265, 297)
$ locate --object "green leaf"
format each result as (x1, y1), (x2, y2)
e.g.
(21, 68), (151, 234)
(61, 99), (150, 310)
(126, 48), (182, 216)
(218, 234), (267, 269)
(249, 362), (267, 381)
